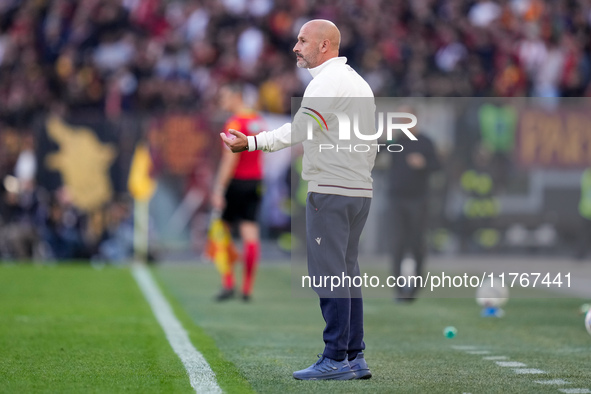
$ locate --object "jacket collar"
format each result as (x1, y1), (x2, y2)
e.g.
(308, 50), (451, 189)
(308, 56), (347, 78)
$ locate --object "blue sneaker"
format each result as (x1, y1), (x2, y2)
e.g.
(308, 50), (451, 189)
(293, 354), (356, 380)
(349, 352), (372, 379)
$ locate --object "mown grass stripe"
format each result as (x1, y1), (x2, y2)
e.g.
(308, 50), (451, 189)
(0, 264), (195, 393)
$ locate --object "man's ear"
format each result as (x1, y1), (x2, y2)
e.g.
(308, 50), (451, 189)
(320, 39), (329, 53)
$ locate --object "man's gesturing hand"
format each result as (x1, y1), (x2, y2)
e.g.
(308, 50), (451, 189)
(220, 129), (248, 153)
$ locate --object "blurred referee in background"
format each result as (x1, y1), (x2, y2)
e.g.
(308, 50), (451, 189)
(211, 83), (265, 302)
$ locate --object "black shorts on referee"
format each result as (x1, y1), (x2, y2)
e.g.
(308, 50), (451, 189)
(222, 179), (262, 223)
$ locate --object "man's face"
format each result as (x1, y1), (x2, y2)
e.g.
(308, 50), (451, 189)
(293, 25), (320, 69)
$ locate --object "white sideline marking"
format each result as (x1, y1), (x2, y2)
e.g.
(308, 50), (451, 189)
(132, 265), (222, 394)
(558, 389), (591, 394)
(513, 368), (546, 374)
(496, 361), (527, 367)
(483, 356), (508, 360)
(452, 346), (479, 350)
(466, 350), (490, 355)
(535, 379), (569, 385)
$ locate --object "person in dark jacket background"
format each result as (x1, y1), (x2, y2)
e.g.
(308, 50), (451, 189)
(387, 106), (441, 301)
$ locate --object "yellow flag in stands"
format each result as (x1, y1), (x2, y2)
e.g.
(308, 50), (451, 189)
(128, 143), (157, 201)
(204, 216), (239, 275)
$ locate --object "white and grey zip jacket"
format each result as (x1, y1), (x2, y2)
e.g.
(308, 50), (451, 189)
(246, 57), (377, 198)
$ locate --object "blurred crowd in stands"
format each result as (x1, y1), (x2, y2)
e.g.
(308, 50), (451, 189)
(1, 0), (590, 126)
(2, 0), (591, 261)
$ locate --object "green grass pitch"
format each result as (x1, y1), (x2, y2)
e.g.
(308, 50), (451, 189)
(1, 262), (590, 393)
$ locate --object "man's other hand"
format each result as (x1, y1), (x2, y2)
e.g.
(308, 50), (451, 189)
(220, 129), (248, 153)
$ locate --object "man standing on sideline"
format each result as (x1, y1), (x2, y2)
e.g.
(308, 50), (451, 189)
(387, 106), (441, 301)
(212, 83), (265, 302)
(221, 20), (375, 380)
